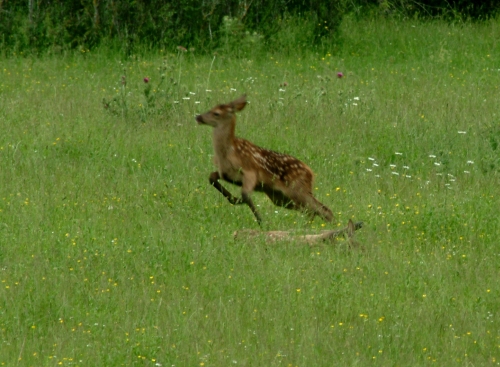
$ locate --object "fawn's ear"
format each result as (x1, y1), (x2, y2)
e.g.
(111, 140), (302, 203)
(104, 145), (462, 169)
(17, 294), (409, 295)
(230, 94), (247, 112)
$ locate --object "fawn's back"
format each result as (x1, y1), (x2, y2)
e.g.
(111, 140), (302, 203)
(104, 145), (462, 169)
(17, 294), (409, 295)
(231, 137), (315, 194)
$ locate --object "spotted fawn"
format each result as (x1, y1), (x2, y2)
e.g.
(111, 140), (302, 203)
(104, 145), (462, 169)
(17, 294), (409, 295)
(196, 95), (334, 225)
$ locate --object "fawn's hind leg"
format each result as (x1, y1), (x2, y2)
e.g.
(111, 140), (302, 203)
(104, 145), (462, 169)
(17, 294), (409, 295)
(290, 192), (334, 223)
(262, 187), (298, 210)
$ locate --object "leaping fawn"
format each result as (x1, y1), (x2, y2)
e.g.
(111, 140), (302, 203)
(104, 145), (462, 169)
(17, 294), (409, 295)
(196, 95), (334, 225)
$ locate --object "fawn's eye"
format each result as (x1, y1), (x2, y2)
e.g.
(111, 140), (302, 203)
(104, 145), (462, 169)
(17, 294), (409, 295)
(213, 112), (220, 117)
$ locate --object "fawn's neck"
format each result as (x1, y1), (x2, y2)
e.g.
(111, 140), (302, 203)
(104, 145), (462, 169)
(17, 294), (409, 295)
(212, 121), (236, 157)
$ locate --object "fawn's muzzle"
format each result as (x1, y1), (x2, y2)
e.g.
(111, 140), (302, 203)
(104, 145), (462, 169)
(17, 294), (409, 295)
(195, 115), (204, 124)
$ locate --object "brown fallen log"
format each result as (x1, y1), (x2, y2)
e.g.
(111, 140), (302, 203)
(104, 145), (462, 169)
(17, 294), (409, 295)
(233, 219), (364, 246)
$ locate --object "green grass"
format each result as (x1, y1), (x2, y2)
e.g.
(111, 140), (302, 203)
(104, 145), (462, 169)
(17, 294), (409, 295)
(1, 16), (499, 366)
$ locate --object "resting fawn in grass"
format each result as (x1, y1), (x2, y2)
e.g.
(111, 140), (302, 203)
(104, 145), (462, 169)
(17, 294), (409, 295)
(195, 95), (334, 226)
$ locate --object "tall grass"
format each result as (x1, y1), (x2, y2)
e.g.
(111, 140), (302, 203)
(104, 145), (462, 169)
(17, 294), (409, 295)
(0, 16), (499, 366)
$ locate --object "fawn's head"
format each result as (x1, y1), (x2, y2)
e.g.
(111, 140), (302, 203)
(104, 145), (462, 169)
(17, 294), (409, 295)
(196, 95), (247, 128)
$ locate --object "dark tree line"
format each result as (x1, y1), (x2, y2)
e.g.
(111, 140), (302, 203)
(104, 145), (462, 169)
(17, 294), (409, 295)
(0, 0), (498, 53)
(0, 0), (345, 52)
(357, 0), (499, 19)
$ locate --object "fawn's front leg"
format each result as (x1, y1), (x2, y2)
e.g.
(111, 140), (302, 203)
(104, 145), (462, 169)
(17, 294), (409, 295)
(208, 171), (262, 225)
(209, 172), (242, 205)
(241, 172), (262, 225)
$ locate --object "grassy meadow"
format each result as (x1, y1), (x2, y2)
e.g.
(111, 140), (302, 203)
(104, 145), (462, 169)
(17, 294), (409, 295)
(1, 16), (500, 366)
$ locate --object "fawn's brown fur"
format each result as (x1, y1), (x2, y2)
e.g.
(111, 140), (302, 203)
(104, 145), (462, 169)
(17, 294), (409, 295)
(196, 95), (334, 225)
